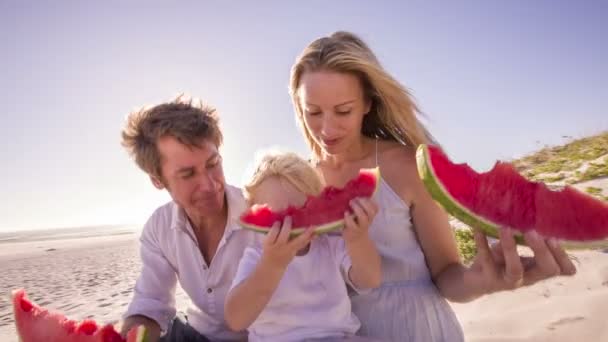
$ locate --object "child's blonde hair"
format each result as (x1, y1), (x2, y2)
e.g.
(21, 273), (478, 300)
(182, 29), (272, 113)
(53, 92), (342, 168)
(244, 151), (323, 204)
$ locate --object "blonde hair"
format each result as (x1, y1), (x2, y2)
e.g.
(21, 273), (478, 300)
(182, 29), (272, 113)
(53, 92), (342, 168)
(121, 94), (222, 179)
(289, 31), (436, 159)
(244, 151), (323, 204)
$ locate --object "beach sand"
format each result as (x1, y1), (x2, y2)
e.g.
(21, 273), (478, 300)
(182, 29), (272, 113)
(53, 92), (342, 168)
(1, 232), (606, 341)
(451, 249), (608, 342)
(0, 232), (189, 341)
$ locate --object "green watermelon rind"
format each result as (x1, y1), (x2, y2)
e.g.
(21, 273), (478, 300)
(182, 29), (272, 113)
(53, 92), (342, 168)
(239, 220), (346, 237)
(239, 167), (381, 237)
(128, 325), (150, 342)
(416, 144), (608, 250)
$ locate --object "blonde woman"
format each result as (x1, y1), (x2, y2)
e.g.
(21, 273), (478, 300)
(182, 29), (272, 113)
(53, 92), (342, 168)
(288, 31), (577, 341)
(224, 151), (382, 341)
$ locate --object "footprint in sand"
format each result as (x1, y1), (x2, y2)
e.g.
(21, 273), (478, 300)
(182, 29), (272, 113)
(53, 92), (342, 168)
(547, 316), (586, 331)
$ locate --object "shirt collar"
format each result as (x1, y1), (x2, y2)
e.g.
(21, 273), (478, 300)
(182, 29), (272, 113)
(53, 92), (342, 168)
(170, 184), (246, 237)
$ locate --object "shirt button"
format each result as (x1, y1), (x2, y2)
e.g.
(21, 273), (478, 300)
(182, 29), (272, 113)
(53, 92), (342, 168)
(207, 288), (213, 294)
(203, 265), (208, 270)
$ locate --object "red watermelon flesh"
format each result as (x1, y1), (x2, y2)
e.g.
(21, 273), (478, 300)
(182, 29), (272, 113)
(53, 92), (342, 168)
(417, 144), (608, 248)
(239, 167), (380, 235)
(12, 289), (147, 342)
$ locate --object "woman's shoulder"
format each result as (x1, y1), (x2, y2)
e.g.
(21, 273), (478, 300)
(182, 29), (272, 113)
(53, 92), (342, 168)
(376, 141), (423, 205)
(377, 140), (417, 173)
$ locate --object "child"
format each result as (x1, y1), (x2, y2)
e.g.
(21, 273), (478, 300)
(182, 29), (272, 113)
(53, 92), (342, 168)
(224, 151), (382, 341)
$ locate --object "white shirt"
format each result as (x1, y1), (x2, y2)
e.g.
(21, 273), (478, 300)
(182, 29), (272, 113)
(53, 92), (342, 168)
(230, 235), (362, 342)
(124, 184), (257, 341)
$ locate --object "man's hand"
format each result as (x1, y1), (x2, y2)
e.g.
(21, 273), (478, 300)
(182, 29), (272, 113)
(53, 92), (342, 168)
(120, 315), (161, 341)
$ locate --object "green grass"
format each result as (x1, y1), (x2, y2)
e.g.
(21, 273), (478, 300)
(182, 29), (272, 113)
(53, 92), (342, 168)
(454, 227), (477, 264)
(513, 132), (608, 178)
(575, 161), (608, 183)
(585, 186), (603, 196)
(538, 173), (566, 183)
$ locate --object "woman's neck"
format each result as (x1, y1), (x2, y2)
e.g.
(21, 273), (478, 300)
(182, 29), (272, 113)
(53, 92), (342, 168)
(320, 136), (374, 170)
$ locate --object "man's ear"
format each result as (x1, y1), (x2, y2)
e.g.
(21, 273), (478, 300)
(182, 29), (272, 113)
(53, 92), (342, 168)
(150, 175), (165, 190)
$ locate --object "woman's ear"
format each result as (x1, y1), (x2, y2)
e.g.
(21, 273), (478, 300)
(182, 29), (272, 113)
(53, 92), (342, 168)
(363, 98), (372, 116)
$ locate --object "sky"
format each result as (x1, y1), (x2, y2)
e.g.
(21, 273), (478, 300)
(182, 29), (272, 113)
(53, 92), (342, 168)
(1, 1), (606, 232)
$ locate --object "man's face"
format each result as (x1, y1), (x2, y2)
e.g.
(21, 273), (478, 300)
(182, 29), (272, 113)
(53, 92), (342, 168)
(154, 135), (226, 219)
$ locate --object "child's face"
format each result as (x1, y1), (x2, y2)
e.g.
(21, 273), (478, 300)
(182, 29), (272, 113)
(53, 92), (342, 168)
(251, 176), (307, 210)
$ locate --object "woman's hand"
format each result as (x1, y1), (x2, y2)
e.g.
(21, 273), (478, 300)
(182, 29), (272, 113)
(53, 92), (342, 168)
(342, 197), (382, 289)
(469, 227), (577, 294)
(342, 197), (379, 244)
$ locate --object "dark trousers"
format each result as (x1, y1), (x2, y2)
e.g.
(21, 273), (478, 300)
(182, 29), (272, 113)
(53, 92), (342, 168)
(159, 314), (210, 342)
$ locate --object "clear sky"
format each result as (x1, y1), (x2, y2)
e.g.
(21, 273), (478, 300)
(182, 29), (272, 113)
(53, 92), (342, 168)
(1, 1), (606, 231)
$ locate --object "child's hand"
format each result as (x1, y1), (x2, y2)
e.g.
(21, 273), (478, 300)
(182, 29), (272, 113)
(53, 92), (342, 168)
(343, 197), (378, 244)
(260, 216), (315, 271)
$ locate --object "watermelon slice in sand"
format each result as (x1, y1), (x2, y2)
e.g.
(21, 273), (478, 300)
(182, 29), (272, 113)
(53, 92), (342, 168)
(416, 144), (608, 249)
(12, 289), (148, 342)
(239, 167), (381, 235)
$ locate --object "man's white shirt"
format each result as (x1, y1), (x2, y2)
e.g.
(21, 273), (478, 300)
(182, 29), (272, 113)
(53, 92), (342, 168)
(124, 184), (256, 341)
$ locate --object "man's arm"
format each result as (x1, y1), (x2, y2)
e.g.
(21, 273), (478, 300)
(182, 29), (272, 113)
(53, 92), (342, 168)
(120, 215), (178, 338)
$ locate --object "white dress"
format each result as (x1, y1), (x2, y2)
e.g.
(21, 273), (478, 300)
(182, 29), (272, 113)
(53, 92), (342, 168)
(350, 176), (464, 342)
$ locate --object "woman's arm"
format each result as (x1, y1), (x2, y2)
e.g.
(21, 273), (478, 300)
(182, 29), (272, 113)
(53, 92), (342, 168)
(343, 198), (382, 289)
(381, 146), (471, 300)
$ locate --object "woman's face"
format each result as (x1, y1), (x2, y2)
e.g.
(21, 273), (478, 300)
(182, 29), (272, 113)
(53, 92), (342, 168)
(297, 70), (371, 156)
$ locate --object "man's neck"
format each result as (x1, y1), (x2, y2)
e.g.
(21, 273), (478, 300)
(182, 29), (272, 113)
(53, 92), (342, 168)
(187, 199), (229, 237)
(185, 197), (229, 265)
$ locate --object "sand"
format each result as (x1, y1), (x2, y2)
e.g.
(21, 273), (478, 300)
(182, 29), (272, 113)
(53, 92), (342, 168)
(0, 232), (189, 341)
(1, 233), (606, 341)
(451, 249), (608, 341)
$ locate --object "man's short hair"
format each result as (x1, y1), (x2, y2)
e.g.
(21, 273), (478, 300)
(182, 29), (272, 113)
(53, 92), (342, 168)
(121, 94), (223, 179)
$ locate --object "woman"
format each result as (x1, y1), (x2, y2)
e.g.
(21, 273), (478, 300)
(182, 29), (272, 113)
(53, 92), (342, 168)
(288, 31), (576, 341)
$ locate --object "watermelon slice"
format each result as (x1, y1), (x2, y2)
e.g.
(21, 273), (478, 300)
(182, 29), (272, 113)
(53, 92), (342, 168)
(12, 289), (148, 342)
(416, 144), (608, 249)
(239, 167), (381, 235)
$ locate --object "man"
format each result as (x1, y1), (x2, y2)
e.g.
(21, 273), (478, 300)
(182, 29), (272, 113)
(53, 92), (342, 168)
(120, 95), (255, 341)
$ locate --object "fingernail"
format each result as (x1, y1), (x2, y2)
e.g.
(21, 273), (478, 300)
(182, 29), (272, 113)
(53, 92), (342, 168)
(528, 230), (539, 240)
(549, 238), (560, 249)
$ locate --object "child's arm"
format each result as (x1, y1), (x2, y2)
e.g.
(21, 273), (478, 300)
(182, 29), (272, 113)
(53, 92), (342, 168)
(224, 217), (314, 332)
(343, 197), (382, 289)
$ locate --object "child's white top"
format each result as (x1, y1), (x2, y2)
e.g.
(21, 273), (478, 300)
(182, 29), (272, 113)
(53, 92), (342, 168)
(230, 234), (362, 342)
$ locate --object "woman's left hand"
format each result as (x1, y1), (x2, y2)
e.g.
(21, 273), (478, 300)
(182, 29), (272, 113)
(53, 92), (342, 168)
(342, 197), (378, 244)
(469, 227), (577, 294)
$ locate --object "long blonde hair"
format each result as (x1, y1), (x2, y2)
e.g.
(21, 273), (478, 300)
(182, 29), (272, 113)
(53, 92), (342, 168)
(243, 151), (323, 204)
(289, 31), (436, 159)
